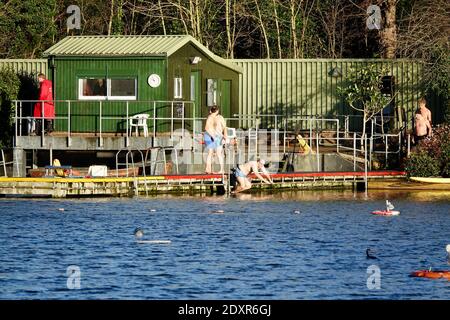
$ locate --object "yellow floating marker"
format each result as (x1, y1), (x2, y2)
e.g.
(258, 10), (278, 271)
(53, 159), (65, 177)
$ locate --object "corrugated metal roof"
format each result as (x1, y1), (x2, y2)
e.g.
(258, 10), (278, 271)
(44, 35), (242, 73)
(0, 59), (48, 75)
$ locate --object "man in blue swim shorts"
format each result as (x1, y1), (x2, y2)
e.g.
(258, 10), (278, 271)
(204, 106), (227, 174)
(233, 159), (273, 193)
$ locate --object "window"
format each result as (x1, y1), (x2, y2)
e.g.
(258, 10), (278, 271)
(79, 78), (107, 99)
(78, 78), (136, 100)
(206, 79), (217, 106)
(174, 77), (182, 99)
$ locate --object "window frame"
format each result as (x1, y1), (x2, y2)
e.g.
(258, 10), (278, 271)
(78, 77), (137, 101)
(174, 77), (183, 99)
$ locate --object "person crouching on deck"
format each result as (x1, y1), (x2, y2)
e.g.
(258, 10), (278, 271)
(204, 105), (227, 174)
(232, 159), (274, 194)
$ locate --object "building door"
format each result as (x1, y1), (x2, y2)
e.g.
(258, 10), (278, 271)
(220, 80), (231, 119)
(190, 71), (201, 133)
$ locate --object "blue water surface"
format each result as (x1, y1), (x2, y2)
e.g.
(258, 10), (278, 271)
(0, 190), (449, 299)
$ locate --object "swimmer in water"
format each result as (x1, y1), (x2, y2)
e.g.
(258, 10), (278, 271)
(366, 248), (377, 259)
(134, 227), (144, 239)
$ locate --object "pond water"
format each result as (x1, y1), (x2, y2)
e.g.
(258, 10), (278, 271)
(0, 190), (449, 299)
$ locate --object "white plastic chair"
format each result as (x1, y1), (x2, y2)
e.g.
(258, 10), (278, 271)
(129, 114), (149, 137)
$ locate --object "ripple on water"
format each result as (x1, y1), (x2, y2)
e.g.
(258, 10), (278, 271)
(0, 192), (449, 299)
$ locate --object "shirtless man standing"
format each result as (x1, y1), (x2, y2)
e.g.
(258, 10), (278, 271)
(414, 110), (432, 144)
(418, 97), (432, 126)
(204, 106), (227, 174)
(233, 159), (273, 193)
(414, 98), (432, 144)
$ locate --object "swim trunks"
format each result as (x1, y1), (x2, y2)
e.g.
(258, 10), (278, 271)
(204, 133), (222, 150)
(234, 167), (246, 178)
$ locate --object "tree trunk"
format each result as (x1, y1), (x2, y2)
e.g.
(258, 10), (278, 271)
(225, 0), (232, 58)
(158, 0), (167, 35)
(381, 0), (397, 58)
(108, 0), (115, 36)
(272, 0), (282, 59)
(290, 0), (299, 58)
(361, 113), (367, 151)
(254, 0), (270, 58)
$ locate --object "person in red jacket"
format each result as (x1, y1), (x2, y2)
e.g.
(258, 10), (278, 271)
(34, 73), (54, 134)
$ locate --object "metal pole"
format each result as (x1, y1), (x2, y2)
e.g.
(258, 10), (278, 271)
(407, 134), (411, 157)
(182, 102), (185, 143)
(309, 117), (313, 151)
(153, 101), (156, 138)
(171, 101), (174, 140)
(283, 118), (287, 154)
(369, 135), (372, 170)
(336, 119), (340, 153)
(316, 131), (320, 172)
(49, 143), (53, 167)
(385, 135), (388, 167)
(14, 101), (18, 146)
(126, 101), (129, 147)
(41, 101), (45, 147)
(19, 101), (23, 137)
(99, 101), (103, 147)
(345, 116), (349, 137)
(68, 101), (71, 147)
(364, 134), (368, 194)
(353, 132), (356, 172)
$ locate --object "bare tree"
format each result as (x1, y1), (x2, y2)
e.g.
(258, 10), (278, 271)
(380, 0), (397, 58)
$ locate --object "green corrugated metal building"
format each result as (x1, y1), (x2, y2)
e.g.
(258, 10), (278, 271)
(232, 59), (439, 131)
(43, 35), (242, 133)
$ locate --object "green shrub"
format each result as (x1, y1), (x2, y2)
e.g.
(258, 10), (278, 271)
(406, 124), (450, 177)
(0, 68), (20, 148)
(405, 151), (440, 177)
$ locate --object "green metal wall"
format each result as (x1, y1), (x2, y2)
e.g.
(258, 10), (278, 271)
(232, 59), (430, 130)
(0, 59), (48, 75)
(52, 57), (167, 132)
(169, 43), (240, 120)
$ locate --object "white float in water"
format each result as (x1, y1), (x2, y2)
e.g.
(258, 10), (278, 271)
(211, 210), (224, 214)
(293, 210), (300, 214)
(134, 228), (170, 244)
(58, 208), (65, 212)
(149, 209), (157, 212)
(136, 240), (171, 244)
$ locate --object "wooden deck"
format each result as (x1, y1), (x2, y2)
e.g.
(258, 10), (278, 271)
(0, 171), (408, 198)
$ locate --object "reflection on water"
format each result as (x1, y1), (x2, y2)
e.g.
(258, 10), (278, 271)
(142, 189), (450, 202)
(0, 190), (449, 300)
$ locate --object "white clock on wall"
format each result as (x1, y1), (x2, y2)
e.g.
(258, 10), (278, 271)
(148, 74), (161, 88)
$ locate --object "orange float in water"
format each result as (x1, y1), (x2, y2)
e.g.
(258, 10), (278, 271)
(410, 270), (450, 280)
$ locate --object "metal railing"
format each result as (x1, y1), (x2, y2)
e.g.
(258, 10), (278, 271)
(13, 100), (404, 174)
